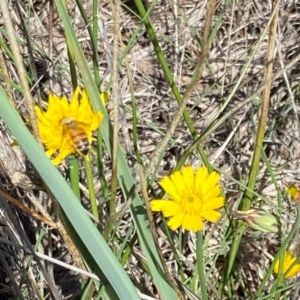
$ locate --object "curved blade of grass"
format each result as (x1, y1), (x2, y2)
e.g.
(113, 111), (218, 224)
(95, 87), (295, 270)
(0, 88), (140, 300)
(54, 0), (178, 298)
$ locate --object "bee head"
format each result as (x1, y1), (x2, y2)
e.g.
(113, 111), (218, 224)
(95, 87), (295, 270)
(60, 117), (75, 126)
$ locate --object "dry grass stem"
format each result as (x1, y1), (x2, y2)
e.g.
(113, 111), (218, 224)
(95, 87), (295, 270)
(109, 0), (121, 216)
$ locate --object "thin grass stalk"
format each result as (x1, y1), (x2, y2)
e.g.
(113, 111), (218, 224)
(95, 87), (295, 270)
(67, 48), (77, 88)
(115, 20), (144, 75)
(116, 224), (134, 261)
(92, 0), (100, 88)
(218, 222), (246, 295)
(242, 0), (279, 208)
(120, 37), (143, 164)
(133, 0), (185, 106)
(262, 146), (283, 208)
(158, 217), (185, 281)
(102, 195), (132, 241)
(14, 0), (39, 100)
(196, 231), (208, 300)
(69, 157), (81, 200)
(249, 104), (283, 209)
(129, 73), (143, 164)
(0, 38), (14, 63)
(84, 156), (99, 220)
(109, 0), (121, 220)
(80, 280), (94, 299)
(120, 242), (132, 266)
(0, 190), (57, 228)
(64, 2), (78, 89)
(96, 130), (110, 201)
(95, 134), (108, 201)
(48, 0), (54, 90)
(75, 0), (100, 87)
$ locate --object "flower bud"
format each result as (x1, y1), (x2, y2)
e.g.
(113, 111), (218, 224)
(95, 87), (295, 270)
(232, 209), (278, 233)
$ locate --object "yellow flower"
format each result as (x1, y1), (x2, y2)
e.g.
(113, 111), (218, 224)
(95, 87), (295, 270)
(151, 166), (224, 232)
(274, 251), (300, 279)
(35, 86), (103, 165)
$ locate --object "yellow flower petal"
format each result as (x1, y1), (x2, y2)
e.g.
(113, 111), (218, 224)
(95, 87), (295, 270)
(195, 167), (209, 193)
(274, 251), (300, 279)
(203, 196), (224, 210)
(182, 214), (203, 231)
(151, 200), (180, 216)
(69, 87), (80, 116)
(61, 96), (71, 117)
(159, 177), (181, 203)
(90, 113), (103, 131)
(151, 200), (168, 211)
(182, 165), (194, 191)
(100, 92), (109, 105)
(170, 170), (187, 197)
(203, 186), (221, 202)
(45, 149), (56, 157)
(78, 89), (93, 121)
(202, 172), (220, 194)
(168, 214), (185, 231)
(47, 93), (63, 116)
(203, 210), (221, 222)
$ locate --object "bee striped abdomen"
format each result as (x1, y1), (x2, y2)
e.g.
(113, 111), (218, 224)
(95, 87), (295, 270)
(60, 117), (90, 156)
(69, 128), (89, 155)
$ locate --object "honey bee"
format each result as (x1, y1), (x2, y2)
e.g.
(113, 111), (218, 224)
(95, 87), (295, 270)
(60, 117), (89, 156)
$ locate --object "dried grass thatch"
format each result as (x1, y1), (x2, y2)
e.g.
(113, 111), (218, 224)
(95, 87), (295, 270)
(1, 0), (300, 299)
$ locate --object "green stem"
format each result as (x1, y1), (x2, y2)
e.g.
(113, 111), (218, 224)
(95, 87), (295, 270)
(69, 156), (80, 200)
(96, 129), (109, 201)
(196, 231), (208, 300)
(84, 155), (99, 220)
(75, 0), (100, 87)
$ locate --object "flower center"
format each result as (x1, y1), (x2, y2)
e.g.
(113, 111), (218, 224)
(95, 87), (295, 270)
(187, 195), (195, 202)
(182, 193), (203, 214)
